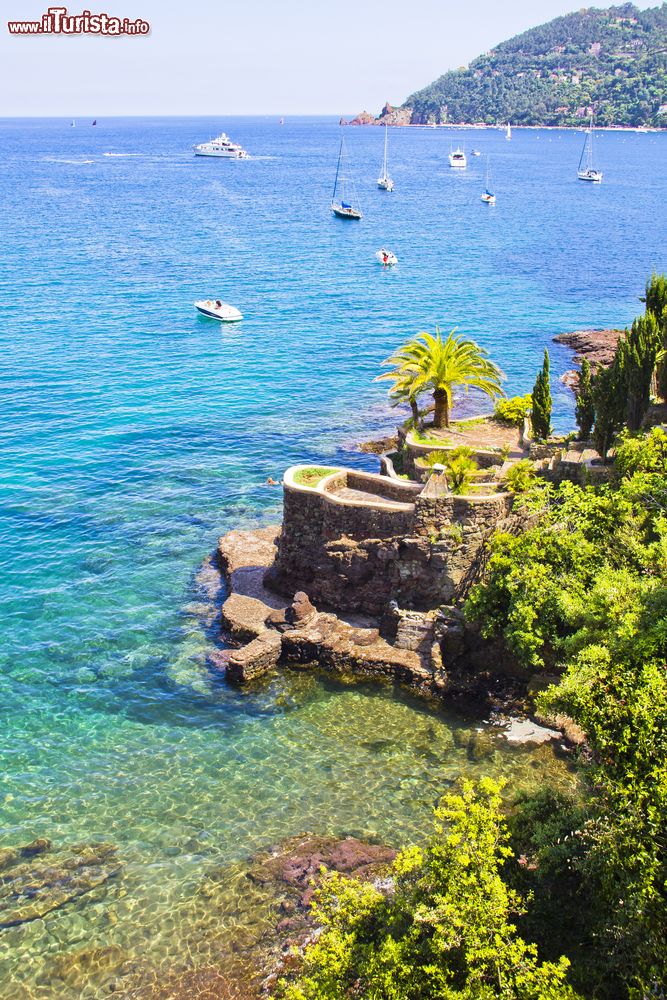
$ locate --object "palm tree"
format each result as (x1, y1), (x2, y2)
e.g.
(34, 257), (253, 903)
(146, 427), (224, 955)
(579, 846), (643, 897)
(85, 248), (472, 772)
(377, 328), (505, 429)
(375, 342), (424, 426)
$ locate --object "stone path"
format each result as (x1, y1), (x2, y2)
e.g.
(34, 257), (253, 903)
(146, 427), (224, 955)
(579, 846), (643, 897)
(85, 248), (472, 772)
(329, 486), (412, 508)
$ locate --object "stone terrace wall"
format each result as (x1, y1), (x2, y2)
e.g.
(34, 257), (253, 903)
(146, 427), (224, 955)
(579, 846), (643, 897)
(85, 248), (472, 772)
(414, 492), (515, 537)
(266, 467), (517, 616)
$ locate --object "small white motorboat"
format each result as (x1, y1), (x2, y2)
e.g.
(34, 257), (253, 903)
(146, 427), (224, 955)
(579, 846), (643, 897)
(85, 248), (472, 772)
(376, 248), (398, 266)
(471, 149), (481, 157)
(194, 299), (243, 322)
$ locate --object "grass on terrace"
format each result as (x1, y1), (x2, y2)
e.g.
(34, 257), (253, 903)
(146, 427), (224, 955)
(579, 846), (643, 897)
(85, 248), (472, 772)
(292, 466), (338, 488)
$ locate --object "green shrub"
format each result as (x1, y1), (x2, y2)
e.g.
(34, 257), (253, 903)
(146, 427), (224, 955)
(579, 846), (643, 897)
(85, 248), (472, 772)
(575, 359), (595, 441)
(503, 459), (537, 493)
(615, 426), (667, 478)
(273, 779), (580, 1000)
(424, 449), (450, 468)
(494, 394), (532, 427)
(445, 446), (478, 494)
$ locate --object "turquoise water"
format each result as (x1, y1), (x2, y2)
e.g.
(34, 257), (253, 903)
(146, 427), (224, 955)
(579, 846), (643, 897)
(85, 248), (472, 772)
(0, 116), (665, 996)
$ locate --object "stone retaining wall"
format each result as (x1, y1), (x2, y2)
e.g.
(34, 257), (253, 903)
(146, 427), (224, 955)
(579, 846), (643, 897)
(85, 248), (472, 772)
(267, 466), (517, 615)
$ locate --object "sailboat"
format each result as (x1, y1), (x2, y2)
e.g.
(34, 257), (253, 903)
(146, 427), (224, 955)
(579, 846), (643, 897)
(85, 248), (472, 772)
(481, 157), (496, 204)
(377, 125), (394, 191)
(577, 120), (603, 182)
(506, 122), (512, 140)
(331, 135), (362, 219)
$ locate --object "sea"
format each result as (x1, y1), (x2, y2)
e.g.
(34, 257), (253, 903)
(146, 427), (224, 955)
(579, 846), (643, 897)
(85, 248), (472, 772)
(0, 116), (665, 997)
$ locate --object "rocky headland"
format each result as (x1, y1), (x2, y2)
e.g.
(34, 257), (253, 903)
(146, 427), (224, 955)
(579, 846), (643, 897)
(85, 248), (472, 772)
(554, 327), (624, 389)
(204, 443), (590, 745)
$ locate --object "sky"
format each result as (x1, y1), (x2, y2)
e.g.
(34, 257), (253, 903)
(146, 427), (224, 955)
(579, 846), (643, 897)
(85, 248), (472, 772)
(1, 0), (660, 116)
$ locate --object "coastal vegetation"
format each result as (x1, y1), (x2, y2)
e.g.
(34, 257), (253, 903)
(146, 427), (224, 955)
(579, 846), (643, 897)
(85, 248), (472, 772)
(427, 445), (479, 494)
(275, 780), (581, 1000)
(377, 328), (505, 429)
(274, 276), (667, 998)
(530, 351), (552, 441)
(585, 273), (667, 455)
(494, 395), (532, 427)
(292, 466), (337, 487)
(393, 4), (667, 127)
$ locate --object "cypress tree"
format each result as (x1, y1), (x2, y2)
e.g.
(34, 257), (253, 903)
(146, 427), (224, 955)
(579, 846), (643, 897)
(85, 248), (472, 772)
(643, 273), (667, 401)
(575, 358), (595, 440)
(620, 313), (661, 430)
(531, 349), (552, 441)
(592, 358), (625, 460)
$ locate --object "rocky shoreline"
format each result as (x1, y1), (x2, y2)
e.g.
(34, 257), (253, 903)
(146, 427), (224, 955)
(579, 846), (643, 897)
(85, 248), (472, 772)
(553, 327), (623, 389)
(208, 523), (580, 746)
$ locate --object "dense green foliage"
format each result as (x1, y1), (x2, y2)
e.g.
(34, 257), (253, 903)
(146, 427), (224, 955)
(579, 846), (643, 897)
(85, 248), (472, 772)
(574, 358), (595, 440)
(464, 449), (667, 996)
(376, 328), (505, 429)
(589, 273), (666, 456)
(642, 271), (667, 398)
(494, 394), (532, 427)
(531, 350), (552, 440)
(615, 424), (667, 475)
(274, 780), (581, 999)
(401, 4), (667, 126)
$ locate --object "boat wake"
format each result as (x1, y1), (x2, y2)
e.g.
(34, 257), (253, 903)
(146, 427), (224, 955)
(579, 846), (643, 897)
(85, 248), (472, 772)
(42, 157), (95, 165)
(103, 152), (142, 157)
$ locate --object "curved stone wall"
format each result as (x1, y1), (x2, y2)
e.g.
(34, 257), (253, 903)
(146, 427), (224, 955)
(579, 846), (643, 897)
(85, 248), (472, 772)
(266, 466), (517, 616)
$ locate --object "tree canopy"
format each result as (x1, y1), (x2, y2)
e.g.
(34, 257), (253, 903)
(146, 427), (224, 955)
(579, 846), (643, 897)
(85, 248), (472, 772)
(398, 4), (667, 127)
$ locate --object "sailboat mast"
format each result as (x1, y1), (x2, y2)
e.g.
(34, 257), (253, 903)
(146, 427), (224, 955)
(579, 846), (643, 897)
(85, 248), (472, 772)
(383, 126), (388, 175)
(587, 126), (594, 170)
(332, 138), (343, 203)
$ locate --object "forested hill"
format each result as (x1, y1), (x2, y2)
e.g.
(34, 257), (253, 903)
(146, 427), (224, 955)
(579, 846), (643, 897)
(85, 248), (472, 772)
(375, 4), (667, 127)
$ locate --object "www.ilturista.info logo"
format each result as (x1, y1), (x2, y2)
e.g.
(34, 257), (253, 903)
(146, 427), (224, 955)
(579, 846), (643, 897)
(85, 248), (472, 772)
(7, 7), (150, 34)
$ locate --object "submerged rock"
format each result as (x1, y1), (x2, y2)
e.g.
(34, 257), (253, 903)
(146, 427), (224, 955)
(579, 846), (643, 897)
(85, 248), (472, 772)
(248, 832), (397, 910)
(466, 730), (495, 761)
(20, 837), (52, 857)
(0, 840), (122, 928)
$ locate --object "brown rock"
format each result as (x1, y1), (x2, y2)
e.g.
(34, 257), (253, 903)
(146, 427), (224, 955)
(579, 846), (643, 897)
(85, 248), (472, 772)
(285, 592), (317, 625)
(0, 841), (121, 928)
(265, 607), (289, 630)
(20, 837), (52, 857)
(554, 329), (622, 368)
(248, 833), (397, 909)
(0, 848), (19, 871)
(226, 630), (282, 683)
(349, 110), (377, 125)
(206, 648), (233, 672)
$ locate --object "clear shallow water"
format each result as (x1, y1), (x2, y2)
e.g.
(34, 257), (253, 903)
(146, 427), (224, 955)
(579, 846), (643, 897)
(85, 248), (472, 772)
(0, 116), (665, 995)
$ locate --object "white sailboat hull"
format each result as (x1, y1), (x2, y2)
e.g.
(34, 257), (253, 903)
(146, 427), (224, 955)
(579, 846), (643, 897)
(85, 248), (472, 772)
(377, 176), (394, 191)
(578, 170), (603, 183)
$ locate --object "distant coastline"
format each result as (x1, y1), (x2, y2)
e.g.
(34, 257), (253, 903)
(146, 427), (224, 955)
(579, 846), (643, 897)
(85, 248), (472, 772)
(343, 117), (665, 132)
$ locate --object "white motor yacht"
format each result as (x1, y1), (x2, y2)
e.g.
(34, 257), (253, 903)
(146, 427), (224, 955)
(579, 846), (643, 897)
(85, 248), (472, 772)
(193, 133), (249, 158)
(448, 148), (467, 168)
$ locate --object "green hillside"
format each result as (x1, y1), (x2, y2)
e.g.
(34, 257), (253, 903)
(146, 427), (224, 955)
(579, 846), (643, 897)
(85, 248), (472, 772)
(400, 3), (667, 127)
